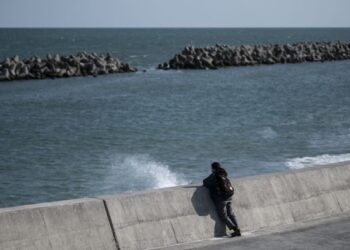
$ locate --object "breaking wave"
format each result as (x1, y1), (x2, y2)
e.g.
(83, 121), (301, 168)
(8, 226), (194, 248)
(107, 155), (188, 191)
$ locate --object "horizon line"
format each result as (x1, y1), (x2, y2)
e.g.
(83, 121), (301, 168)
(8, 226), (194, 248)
(0, 26), (350, 29)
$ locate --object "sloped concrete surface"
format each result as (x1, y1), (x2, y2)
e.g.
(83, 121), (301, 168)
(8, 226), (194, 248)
(0, 198), (117, 250)
(102, 186), (226, 250)
(232, 161), (350, 232)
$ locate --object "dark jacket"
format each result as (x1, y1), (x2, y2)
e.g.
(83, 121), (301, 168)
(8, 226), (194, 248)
(203, 172), (232, 202)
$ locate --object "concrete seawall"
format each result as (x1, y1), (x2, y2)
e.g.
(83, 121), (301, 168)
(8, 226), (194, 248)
(0, 198), (116, 250)
(1, 162), (349, 250)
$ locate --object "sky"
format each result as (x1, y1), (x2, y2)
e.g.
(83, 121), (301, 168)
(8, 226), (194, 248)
(0, 0), (349, 28)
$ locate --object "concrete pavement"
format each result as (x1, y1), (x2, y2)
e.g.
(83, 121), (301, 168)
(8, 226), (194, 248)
(159, 213), (350, 250)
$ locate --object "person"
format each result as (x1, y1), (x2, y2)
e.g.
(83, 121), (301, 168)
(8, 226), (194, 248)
(203, 162), (241, 237)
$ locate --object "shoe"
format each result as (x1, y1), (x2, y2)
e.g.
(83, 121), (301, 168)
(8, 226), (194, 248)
(231, 228), (241, 237)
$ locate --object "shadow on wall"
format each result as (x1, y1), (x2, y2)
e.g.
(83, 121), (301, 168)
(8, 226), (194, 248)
(189, 186), (227, 237)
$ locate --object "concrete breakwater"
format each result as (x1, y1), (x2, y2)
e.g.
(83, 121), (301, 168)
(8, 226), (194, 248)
(158, 41), (350, 70)
(0, 52), (137, 81)
(0, 161), (349, 250)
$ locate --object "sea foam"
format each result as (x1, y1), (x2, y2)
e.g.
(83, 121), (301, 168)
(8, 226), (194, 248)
(257, 127), (278, 139)
(285, 153), (350, 169)
(117, 155), (188, 189)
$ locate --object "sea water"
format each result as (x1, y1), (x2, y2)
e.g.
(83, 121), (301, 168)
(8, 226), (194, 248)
(0, 28), (350, 207)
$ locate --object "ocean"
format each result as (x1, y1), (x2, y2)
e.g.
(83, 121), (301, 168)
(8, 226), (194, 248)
(0, 28), (350, 208)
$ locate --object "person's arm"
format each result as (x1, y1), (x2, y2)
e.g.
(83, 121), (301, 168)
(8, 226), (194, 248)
(203, 177), (209, 187)
(203, 174), (214, 188)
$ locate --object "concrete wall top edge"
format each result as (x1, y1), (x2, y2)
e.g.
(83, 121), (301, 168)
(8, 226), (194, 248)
(0, 197), (97, 213)
(98, 185), (193, 200)
(100, 161), (350, 200)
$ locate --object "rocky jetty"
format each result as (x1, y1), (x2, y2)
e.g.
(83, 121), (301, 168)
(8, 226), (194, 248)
(0, 52), (137, 81)
(158, 41), (350, 70)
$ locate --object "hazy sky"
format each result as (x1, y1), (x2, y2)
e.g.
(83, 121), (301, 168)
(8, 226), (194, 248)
(0, 0), (349, 28)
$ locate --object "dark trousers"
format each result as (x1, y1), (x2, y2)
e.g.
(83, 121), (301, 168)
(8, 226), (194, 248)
(215, 200), (239, 230)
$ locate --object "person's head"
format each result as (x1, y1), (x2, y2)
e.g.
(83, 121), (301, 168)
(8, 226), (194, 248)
(211, 162), (221, 173)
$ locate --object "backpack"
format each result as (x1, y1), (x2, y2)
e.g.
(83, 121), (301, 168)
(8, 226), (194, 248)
(215, 174), (234, 199)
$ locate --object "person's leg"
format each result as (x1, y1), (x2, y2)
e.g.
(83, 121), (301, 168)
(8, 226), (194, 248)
(226, 201), (241, 236)
(226, 201), (239, 229)
(215, 201), (236, 230)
